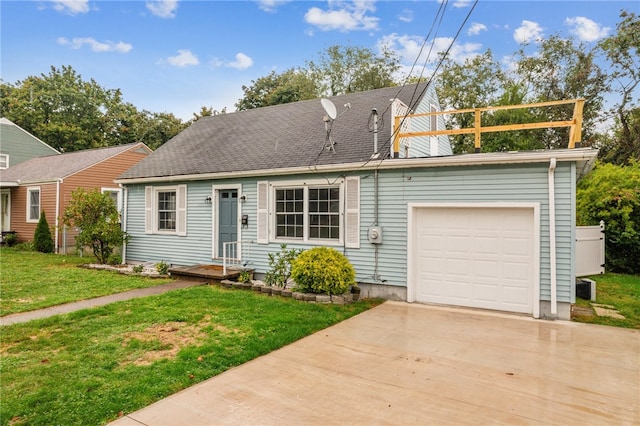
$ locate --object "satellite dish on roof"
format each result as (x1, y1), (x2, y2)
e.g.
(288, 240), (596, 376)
(321, 98), (337, 120)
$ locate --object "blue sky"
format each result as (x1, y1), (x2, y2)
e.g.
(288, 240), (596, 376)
(1, 0), (634, 121)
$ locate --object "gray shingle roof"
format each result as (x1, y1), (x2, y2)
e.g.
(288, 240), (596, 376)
(0, 143), (148, 184)
(119, 83), (429, 180)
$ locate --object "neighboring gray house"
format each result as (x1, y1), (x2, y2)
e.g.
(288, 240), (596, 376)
(116, 83), (597, 320)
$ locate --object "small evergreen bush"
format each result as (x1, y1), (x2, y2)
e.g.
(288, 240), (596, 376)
(33, 211), (54, 253)
(291, 246), (356, 295)
(132, 264), (144, 274)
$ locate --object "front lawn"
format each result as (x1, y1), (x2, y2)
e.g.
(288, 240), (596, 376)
(573, 273), (640, 329)
(0, 285), (382, 425)
(0, 248), (172, 315)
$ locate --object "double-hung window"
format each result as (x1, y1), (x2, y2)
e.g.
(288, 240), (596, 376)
(0, 154), (8, 169)
(27, 187), (40, 222)
(258, 177), (359, 247)
(274, 186), (340, 241)
(144, 185), (187, 235)
(157, 190), (177, 231)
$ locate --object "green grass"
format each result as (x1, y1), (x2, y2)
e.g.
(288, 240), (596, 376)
(0, 248), (172, 315)
(573, 273), (640, 329)
(0, 286), (382, 426)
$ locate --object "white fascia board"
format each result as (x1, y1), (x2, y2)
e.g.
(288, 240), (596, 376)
(115, 148), (599, 185)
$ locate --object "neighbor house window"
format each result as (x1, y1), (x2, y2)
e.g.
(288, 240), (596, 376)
(101, 188), (122, 213)
(27, 187), (40, 222)
(0, 154), (8, 169)
(274, 185), (340, 242)
(144, 185), (187, 236)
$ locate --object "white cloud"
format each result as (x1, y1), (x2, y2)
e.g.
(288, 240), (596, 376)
(513, 20), (543, 44)
(565, 17), (610, 42)
(226, 53), (254, 70)
(167, 49), (199, 67)
(57, 37), (132, 53)
(378, 33), (482, 67)
(146, 0), (179, 18)
(304, 1), (379, 32)
(452, 0), (472, 8)
(398, 9), (413, 23)
(467, 22), (487, 36)
(257, 0), (292, 12)
(51, 0), (89, 15)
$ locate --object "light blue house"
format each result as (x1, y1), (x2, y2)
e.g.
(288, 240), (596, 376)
(116, 83), (597, 320)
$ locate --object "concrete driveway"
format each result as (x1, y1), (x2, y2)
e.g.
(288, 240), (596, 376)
(113, 301), (639, 425)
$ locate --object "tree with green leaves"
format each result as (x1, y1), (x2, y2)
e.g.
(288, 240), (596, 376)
(63, 188), (128, 264)
(597, 11), (640, 164)
(0, 65), (187, 152)
(33, 211), (54, 253)
(235, 68), (318, 111)
(576, 161), (640, 274)
(436, 33), (607, 153)
(512, 35), (606, 149)
(306, 45), (400, 96)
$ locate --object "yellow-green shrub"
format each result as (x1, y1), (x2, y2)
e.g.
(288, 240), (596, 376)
(291, 246), (355, 295)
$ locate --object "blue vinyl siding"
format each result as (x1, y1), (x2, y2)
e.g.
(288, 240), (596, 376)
(402, 85), (453, 158)
(123, 161), (575, 304)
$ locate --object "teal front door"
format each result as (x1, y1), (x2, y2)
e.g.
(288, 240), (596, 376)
(218, 190), (238, 257)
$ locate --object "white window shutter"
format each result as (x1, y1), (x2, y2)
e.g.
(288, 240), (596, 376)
(145, 186), (153, 234)
(345, 176), (360, 248)
(176, 185), (187, 236)
(257, 181), (269, 244)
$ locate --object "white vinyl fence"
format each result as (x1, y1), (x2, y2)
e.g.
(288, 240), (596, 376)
(576, 221), (605, 277)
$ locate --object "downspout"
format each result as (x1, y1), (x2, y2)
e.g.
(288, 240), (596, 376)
(121, 184), (128, 264)
(55, 178), (62, 253)
(548, 158), (557, 316)
(372, 109), (380, 281)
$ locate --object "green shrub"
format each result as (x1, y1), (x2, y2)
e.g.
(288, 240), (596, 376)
(237, 270), (252, 283)
(3, 233), (18, 247)
(577, 161), (640, 274)
(108, 254), (122, 265)
(13, 241), (34, 251)
(132, 264), (144, 274)
(33, 211), (54, 253)
(63, 188), (129, 264)
(156, 260), (169, 275)
(291, 246), (356, 295)
(264, 243), (302, 288)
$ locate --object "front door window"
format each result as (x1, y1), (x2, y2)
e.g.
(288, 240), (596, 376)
(218, 190), (238, 257)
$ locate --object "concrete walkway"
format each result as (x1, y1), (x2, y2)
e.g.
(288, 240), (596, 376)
(0, 280), (204, 326)
(112, 301), (640, 426)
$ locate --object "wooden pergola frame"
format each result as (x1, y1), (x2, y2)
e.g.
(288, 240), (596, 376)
(393, 99), (584, 155)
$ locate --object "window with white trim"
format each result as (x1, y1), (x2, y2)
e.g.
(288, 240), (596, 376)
(157, 190), (177, 231)
(0, 154), (8, 169)
(274, 185), (341, 241)
(257, 178), (360, 247)
(27, 187), (40, 222)
(145, 185), (187, 235)
(101, 188), (122, 213)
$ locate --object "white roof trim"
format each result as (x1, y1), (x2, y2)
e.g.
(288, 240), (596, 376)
(115, 148), (598, 185)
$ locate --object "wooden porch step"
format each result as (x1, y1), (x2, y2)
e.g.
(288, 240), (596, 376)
(169, 264), (249, 285)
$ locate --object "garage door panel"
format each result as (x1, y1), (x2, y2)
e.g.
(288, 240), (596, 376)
(415, 207), (534, 314)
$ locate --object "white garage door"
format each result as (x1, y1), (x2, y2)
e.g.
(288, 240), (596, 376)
(414, 206), (535, 314)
